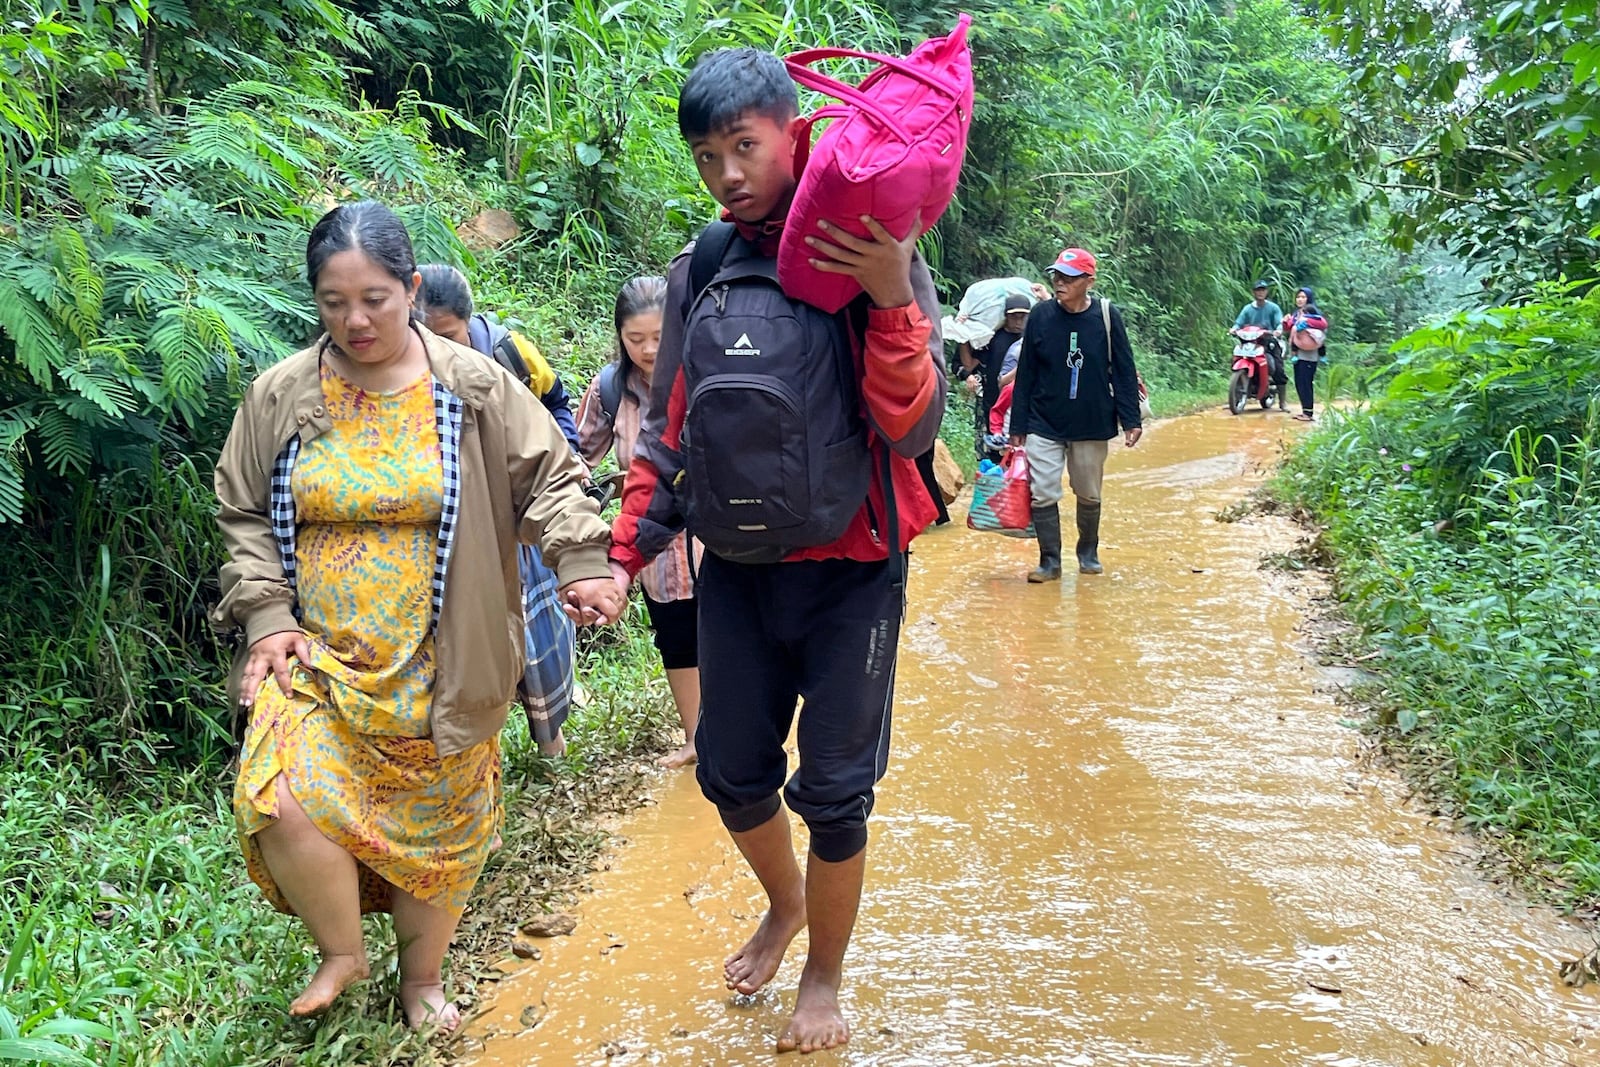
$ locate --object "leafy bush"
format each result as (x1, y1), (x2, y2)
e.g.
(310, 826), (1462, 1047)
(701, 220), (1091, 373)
(1275, 289), (1600, 900)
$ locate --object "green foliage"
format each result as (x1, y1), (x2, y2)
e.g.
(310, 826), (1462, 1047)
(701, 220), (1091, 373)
(0, 64), (470, 521)
(0, 457), (232, 767)
(1316, 0), (1600, 296)
(1368, 283), (1600, 503)
(1274, 289), (1600, 901)
(877, 0), (1429, 388)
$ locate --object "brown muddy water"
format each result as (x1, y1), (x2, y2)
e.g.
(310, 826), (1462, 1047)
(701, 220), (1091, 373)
(464, 408), (1600, 1066)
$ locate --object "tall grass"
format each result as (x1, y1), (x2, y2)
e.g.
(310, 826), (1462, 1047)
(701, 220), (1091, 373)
(1273, 288), (1600, 902)
(0, 456), (233, 770)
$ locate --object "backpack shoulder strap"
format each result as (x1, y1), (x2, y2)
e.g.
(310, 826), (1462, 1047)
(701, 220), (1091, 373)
(682, 220), (739, 316)
(596, 363), (623, 424)
(1099, 296), (1114, 372)
(504, 330), (556, 395)
(474, 313), (528, 386)
(490, 333), (531, 387)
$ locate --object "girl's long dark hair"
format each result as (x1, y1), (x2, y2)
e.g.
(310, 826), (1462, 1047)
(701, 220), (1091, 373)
(613, 276), (668, 389)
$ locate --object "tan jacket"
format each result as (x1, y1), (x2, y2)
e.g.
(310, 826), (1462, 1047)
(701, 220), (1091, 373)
(210, 326), (612, 756)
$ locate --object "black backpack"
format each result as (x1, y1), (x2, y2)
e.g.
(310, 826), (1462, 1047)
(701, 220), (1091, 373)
(594, 362), (625, 424)
(678, 222), (874, 564)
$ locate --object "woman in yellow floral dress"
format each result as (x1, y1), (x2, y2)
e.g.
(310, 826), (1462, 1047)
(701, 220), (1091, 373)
(212, 202), (625, 1031)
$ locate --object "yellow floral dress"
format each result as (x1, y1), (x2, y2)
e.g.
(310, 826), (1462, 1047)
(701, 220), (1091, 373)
(234, 363), (500, 918)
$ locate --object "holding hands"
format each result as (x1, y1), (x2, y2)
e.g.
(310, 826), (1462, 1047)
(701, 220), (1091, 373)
(560, 577), (627, 626)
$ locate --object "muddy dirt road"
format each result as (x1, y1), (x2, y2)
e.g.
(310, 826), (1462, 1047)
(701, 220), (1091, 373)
(465, 409), (1600, 1066)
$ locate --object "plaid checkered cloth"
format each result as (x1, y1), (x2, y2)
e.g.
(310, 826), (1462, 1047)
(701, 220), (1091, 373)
(517, 545), (575, 745)
(269, 377), (573, 742)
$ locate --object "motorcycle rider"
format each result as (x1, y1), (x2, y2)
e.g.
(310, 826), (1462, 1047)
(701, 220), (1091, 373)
(1231, 280), (1285, 392)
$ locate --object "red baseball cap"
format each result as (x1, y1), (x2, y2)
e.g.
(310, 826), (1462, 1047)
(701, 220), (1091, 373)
(1046, 248), (1097, 278)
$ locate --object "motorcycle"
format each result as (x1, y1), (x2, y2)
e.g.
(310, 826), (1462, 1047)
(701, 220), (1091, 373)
(1228, 325), (1286, 415)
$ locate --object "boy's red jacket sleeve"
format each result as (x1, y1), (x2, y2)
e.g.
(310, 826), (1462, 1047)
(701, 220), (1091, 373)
(859, 253), (944, 457)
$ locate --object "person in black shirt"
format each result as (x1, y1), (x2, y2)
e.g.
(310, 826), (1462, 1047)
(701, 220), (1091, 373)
(1008, 248), (1143, 581)
(956, 292), (1031, 461)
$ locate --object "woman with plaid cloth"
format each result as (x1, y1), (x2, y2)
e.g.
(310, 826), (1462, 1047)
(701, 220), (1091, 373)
(213, 203), (622, 1031)
(417, 264), (585, 757)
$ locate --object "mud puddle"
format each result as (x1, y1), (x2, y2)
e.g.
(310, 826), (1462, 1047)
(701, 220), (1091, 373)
(462, 408), (1600, 1066)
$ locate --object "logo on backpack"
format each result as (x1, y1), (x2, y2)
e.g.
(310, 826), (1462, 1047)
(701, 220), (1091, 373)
(678, 222), (871, 564)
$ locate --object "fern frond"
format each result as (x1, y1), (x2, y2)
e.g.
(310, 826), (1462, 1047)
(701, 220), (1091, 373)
(36, 405), (91, 475)
(61, 364), (137, 418)
(117, 270), (188, 318)
(0, 406), (40, 521)
(151, 306), (211, 410)
(188, 304), (235, 357)
(58, 393), (117, 427)
(147, 0), (196, 29)
(180, 112), (289, 194)
(0, 456), (23, 523)
(65, 156), (120, 232)
(9, 255), (62, 305)
(394, 203), (468, 266)
(193, 294), (282, 357)
(352, 127), (428, 191)
(51, 225), (104, 337)
(201, 272), (314, 322)
(0, 276), (68, 386)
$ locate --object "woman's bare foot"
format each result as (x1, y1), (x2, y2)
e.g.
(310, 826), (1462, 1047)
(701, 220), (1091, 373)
(724, 894), (806, 995)
(400, 979), (461, 1032)
(658, 741), (697, 769)
(775, 972), (849, 1054)
(288, 953), (369, 1017)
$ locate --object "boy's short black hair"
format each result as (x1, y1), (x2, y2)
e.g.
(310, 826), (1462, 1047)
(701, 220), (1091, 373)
(678, 48), (799, 141)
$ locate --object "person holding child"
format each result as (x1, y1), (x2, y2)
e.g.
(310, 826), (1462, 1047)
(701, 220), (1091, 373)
(607, 49), (945, 1053)
(212, 201), (623, 1031)
(1283, 286), (1330, 421)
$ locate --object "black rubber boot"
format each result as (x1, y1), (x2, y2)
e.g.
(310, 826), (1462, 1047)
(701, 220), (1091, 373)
(1076, 501), (1104, 574)
(1027, 505), (1062, 583)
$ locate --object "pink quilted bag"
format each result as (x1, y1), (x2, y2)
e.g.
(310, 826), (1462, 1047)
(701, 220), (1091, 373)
(778, 15), (974, 312)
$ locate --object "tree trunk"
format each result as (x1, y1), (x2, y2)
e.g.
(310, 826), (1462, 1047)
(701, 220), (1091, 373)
(141, 20), (161, 114)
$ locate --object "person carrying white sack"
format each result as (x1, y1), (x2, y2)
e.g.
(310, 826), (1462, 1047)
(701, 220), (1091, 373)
(941, 276), (1048, 354)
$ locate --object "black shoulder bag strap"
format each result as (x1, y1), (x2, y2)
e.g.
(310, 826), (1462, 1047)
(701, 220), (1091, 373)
(679, 219), (737, 591)
(682, 220), (738, 317)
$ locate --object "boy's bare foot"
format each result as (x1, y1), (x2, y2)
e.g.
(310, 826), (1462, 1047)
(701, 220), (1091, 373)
(400, 979), (461, 1032)
(659, 741), (697, 769)
(288, 953), (369, 1017)
(775, 972), (849, 1054)
(724, 895), (806, 995)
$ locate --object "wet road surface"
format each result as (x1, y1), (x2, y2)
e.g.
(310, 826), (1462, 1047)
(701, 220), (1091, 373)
(464, 408), (1600, 1065)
